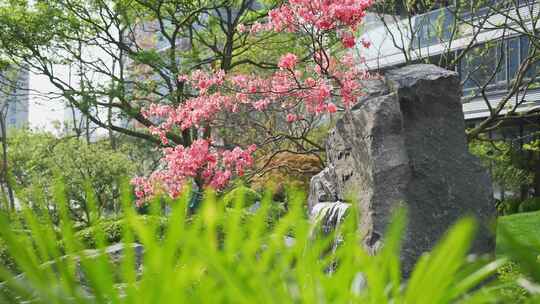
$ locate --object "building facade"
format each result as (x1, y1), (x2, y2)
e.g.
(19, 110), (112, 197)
(360, 0), (540, 126)
(0, 66), (29, 130)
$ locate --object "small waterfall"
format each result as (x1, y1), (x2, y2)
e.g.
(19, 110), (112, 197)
(310, 201), (350, 234)
(309, 201), (351, 274)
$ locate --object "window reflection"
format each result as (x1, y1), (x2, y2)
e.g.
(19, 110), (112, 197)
(459, 36), (539, 98)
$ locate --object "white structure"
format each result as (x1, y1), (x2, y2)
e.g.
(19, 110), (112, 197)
(0, 66), (29, 129)
(359, 1), (540, 122)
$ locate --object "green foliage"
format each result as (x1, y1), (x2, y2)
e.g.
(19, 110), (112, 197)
(0, 182), (523, 303)
(496, 198), (522, 215)
(8, 129), (136, 224)
(519, 197), (540, 213)
(497, 217), (540, 302)
(469, 140), (530, 194)
(222, 185), (261, 207)
(495, 262), (529, 303)
(495, 209), (540, 302)
(522, 139), (540, 152)
(0, 240), (17, 275)
(75, 216), (168, 249)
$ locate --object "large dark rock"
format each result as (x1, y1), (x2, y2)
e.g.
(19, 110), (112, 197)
(308, 64), (496, 276)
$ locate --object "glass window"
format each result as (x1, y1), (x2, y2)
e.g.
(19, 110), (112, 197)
(520, 36), (529, 62)
(517, 0), (534, 6)
(508, 37), (520, 79)
(413, 7), (455, 48)
(496, 45), (507, 83)
(460, 42), (506, 92)
(520, 36), (537, 79)
(461, 0), (499, 18)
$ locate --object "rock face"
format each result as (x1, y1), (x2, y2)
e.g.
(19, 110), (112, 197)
(308, 64), (496, 276)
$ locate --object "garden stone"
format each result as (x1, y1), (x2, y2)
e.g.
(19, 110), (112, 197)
(0, 243), (144, 300)
(77, 243), (144, 281)
(308, 64), (496, 276)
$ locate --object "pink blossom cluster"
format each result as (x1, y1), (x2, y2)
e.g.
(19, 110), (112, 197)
(183, 69), (225, 94)
(142, 72), (236, 145)
(131, 140), (256, 205)
(278, 53), (298, 70)
(141, 49), (373, 149)
(136, 54), (373, 202)
(269, 0), (374, 48)
(230, 52), (371, 113)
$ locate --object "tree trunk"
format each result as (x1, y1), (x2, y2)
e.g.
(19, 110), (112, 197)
(0, 115), (15, 210)
(85, 115), (90, 144)
(533, 150), (540, 197)
(107, 104), (116, 150)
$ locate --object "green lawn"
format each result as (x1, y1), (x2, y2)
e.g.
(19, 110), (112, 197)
(496, 210), (540, 256)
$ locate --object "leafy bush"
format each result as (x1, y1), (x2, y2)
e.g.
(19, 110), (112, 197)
(75, 216), (168, 248)
(496, 197), (540, 216)
(497, 222), (540, 302)
(496, 210), (540, 258)
(469, 140), (531, 195)
(0, 240), (17, 274)
(222, 185), (261, 207)
(497, 198), (522, 215)
(8, 129), (137, 224)
(495, 262), (529, 303)
(0, 182), (526, 303)
(518, 197), (540, 213)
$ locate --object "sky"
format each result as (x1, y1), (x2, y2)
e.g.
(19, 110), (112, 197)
(28, 70), (66, 133)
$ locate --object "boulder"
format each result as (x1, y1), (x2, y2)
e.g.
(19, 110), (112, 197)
(308, 64), (496, 276)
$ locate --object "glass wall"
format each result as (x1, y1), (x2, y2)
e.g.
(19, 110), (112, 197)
(413, 7), (456, 48)
(459, 35), (539, 98)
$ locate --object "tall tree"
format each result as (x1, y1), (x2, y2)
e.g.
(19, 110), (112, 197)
(0, 65), (22, 210)
(0, 0), (327, 178)
(0, 0), (283, 145)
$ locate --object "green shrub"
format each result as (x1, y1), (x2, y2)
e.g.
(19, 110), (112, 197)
(0, 240), (17, 274)
(222, 185), (261, 207)
(469, 140), (531, 195)
(497, 198), (522, 215)
(519, 197), (540, 213)
(8, 129), (137, 222)
(75, 216), (168, 248)
(497, 221), (540, 302)
(495, 262), (529, 303)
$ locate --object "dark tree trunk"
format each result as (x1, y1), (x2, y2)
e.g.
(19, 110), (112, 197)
(0, 115), (15, 210)
(533, 151), (540, 197)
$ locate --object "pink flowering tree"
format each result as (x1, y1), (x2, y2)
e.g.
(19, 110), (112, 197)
(132, 0), (375, 205)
